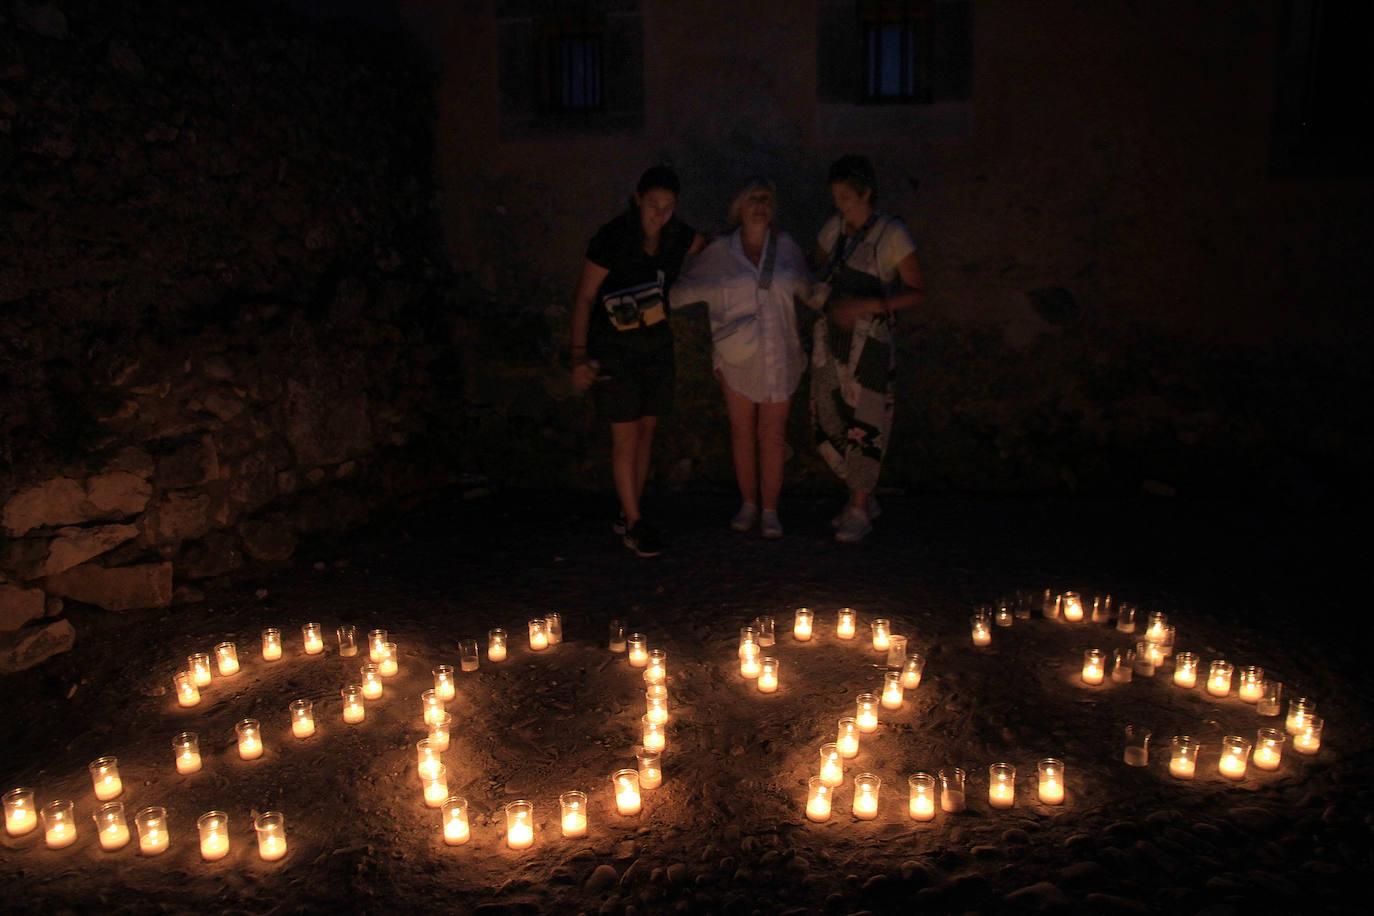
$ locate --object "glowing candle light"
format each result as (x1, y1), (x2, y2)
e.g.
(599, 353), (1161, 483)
(645, 685), (669, 725)
(757, 657), (779, 693)
(641, 715), (665, 753)
(608, 619), (627, 653)
(368, 629), (388, 663)
(739, 643), (761, 679)
(805, 777), (832, 822)
(755, 615), (776, 647)
(819, 743), (844, 788)
(1293, 716), (1323, 755)
(4, 787), (37, 836)
(135, 806), (169, 856)
(336, 625), (359, 657)
(995, 604), (1015, 627)
(302, 622), (324, 656)
(290, 699), (315, 738)
(644, 649), (667, 686)
(1037, 759), (1065, 805)
(836, 608), (857, 640)
(1253, 727), (1285, 771)
(836, 717), (860, 759)
(1144, 611), (1168, 643)
(1173, 652), (1199, 688)
(442, 797), (470, 845)
(422, 764), (449, 807)
(174, 670), (201, 707)
(900, 653), (925, 689)
(880, 670), (904, 710)
(429, 712), (452, 752)
(360, 664), (383, 700)
(173, 732), (201, 774)
(1123, 725), (1151, 767)
(855, 693), (879, 733)
(870, 618), (891, 652)
(214, 641), (239, 676)
(528, 617), (549, 651)
(637, 750), (663, 789)
(1061, 592), (1084, 622)
(908, 773), (936, 821)
(188, 652), (213, 688)
(198, 810), (230, 861)
(1111, 648), (1134, 683)
(1081, 649), (1105, 685)
(421, 689), (445, 727)
(89, 756), (123, 801)
(988, 763), (1016, 809)
(939, 768), (967, 812)
(560, 791), (587, 837)
(341, 685), (365, 724)
(793, 607), (813, 641)
(1207, 660), (1233, 697)
(378, 641), (399, 677)
(970, 615), (992, 647)
(416, 738), (442, 781)
(434, 665), (456, 702)
(627, 633), (648, 667)
(614, 769), (642, 815)
(1238, 666), (1265, 704)
(1169, 735), (1198, 779)
(1286, 697), (1315, 736)
(852, 773), (880, 819)
(95, 802), (130, 851)
(41, 800), (76, 849)
(262, 627), (282, 661)
(254, 811), (287, 861)
(1218, 736), (1250, 780)
(460, 639), (480, 672)
(236, 718), (264, 760)
(545, 612), (563, 646)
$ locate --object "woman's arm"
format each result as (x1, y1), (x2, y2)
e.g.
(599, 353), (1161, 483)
(828, 251), (924, 329)
(570, 258), (610, 392)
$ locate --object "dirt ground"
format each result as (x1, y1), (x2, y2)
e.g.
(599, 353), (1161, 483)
(1, 489), (1369, 915)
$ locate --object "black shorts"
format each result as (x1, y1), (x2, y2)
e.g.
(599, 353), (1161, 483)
(591, 342), (675, 423)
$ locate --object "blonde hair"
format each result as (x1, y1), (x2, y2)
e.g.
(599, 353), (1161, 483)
(726, 176), (777, 227)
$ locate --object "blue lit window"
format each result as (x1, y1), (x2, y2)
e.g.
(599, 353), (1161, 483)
(550, 34), (603, 112)
(860, 2), (933, 102)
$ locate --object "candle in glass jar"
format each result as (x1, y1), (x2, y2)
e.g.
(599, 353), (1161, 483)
(173, 732), (201, 774)
(901, 653), (925, 689)
(988, 763), (1016, 809)
(855, 693), (879, 733)
(805, 777), (832, 822)
(1169, 736), (1198, 779)
(939, 768), (967, 812)
(442, 797), (470, 845)
(198, 810), (229, 861)
(852, 773), (880, 819)
(290, 699), (315, 738)
(1293, 716), (1323, 754)
(880, 670), (904, 710)
(1253, 728), (1285, 770)
(740, 644), (761, 679)
(641, 715), (665, 753)
(836, 717), (860, 759)
(135, 807), (169, 856)
(1037, 759), (1065, 805)
(1081, 649), (1105, 685)
(459, 639), (480, 672)
(262, 628), (282, 661)
(416, 738), (442, 781)
(341, 685), (365, 723)
(908, 773), (936, 821)
(421, 694), (445, 735)
(429, 713), (452, 752)
(1132, 640), (1157, 677)
(42, 800), (76, 849)
(337, 625), (358, 657)
(528, 617), (549, 651)
(1207, 660), (1233, 697)
(236, 719), (263, 760)
(1111, 648), (1134, 683)
(737, 626), (757, 657)
(819, 743), (844, 788)
(255, 811), (287, 861)
(886, 634), (909, 668)
(89, 756), (123, 801)
(757, 656), (779, 693)
(545, 612), (563, 645)
(646, 685), (669, 725)
(188, 652), (213, 687)
(95, 802), (129, 851)
(637, 750), (663, 789)
(505, 800), (534, 849)
(870, 618), (891, 651)
(558, 791), (587, 837)
(645, 649), (667, 686)
(1061, 592), (1084, 622)
(970, 615), (992, 647)
(613, 770), (641, 815)
(627, 633), (648, 667)
(423, 764), (448, 807)
(1144, 611), (1168, 642)
(4, 788), (37, 836)
(361, 664), (383, 700)
(836, 608), (857, 640)
(1123, 725), (1151, 767)
(214, 642), (239, 676)
(793, 607), (813, 641)
(368, 629), (388, 663)
(174, 670), (201, 707)
(608, 619), (627, 653)
(1218, 736), (1250, 779)
(755, 615), (776, 647)
(1237, 666), (1265, 703)
(302, 622), (324, 655)
(1173, 652), (1199, 688)
(434, 665), (456, 702)
(1116, 604), (1137, 633)
(378, 642), (399, 677)
(1257, 679), (1284, 717)
(1286, 697), (1315, 735)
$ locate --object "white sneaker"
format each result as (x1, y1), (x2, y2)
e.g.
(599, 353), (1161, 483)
(834, 506), (873, 543)
(831, 496), (881, 528)
(760, 510), (783, 539)
(730, 503), (759, 532)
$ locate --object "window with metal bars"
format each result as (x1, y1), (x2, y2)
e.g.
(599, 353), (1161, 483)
(861, 3), (933, 102)
(548, 31), (604, 112)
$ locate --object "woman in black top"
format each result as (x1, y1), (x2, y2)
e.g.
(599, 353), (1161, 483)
(571, 166), (705, 557)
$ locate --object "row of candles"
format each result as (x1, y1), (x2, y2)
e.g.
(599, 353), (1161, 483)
(969, 591), (1179, 646)
(1123, 713), (1320, 779)
(805, 760), (1066, 822)
(736, 609), (927, 697)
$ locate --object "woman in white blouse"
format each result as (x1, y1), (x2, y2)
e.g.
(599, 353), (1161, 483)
(672, 178), (816, 538)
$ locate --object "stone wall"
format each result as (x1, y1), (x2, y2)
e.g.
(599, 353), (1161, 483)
(0, 0), (463, 668)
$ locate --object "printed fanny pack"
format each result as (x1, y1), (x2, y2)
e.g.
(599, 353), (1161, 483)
(603, 271), (668, 332)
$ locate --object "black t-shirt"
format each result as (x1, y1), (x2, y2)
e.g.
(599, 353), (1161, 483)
(586, 210), (696, 353)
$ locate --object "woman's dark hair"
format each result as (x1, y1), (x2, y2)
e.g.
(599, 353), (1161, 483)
(636, 165), (681, 197)
(827, 154), (877, 197)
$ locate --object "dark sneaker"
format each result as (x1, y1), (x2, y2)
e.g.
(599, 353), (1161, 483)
(623, 520), (664, 558)
(612, 513), (628, 536)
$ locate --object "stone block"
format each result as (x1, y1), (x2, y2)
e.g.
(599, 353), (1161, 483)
(3, 472), (151, 536)
(44, 562), (173, 611)
(155, 436), (220, 489)
(181, 531), (244, 580)
(0, 583), (46, 631)
(283, 378), (371, 465)
(140, 491), (212, 547)
(83, 470), (153, 517)
(0, 620), (76, 675)
(1, 524), (139, 580)
(239, 518), (298, 563)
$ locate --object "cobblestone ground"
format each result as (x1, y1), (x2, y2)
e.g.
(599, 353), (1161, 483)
(1, 489), (1368, 915)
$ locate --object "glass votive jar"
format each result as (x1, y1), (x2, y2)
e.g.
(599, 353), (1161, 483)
(135, 806), (169, 856)
(94, 802), (129, 851)
(886, 634), (908, 668)
(637, 749), (663, 789)
(1173, 652), (1199, 688)
(1286, 697), (1316, 735)
(613, 769), (641, 815)
(236, 718), (264, 760)
(1081, 648), (1106, 685)
(988, 763), (1016, 809)
(645, 649), (667, 685)
(1116, 604), (1137, 633)
(1061, 592), (1084, 622)
(302, 622), (324, 655)
(173, 732), (201, 774)
(421, 689), (444, 726)
(197, 810), (230, 861)
(995, 604), (1014, 627)
(214, 642), (240, 676)
(641, 715), (665, 753)
(174, 669), (201, 707)
(528, 617), (549, 651)
(836, 607), (857, 639)
(488, 628), (508, 662)
(341, 685), (366, 723)
(254, 811), (287, 861)
(819, 743), (844, 788)
(627, 633), (648, 667)
(336, 625), (358, 657)
(1157, 625), (1176, 657)
(416, 738), (442, 781)
(545, 611), (563, 645)
(608, 619), (627, 653)
(360, 663), (383, 700)
(940, 767), (967, 812)
(89, 755), (123, 801)
(852, 773), (881, 819)
(1132, 641), (1157, 676)
(559, 791), (587, 837)
(1111, 648), (1134, 683)
(1091, 594), (1112, 623)
(737, 626), (758, 657)
(262, 627), (282, 661)
(971, 615), (991, 647)
(1219, 735), (1251, 780)
(1013, 592), (1033, 620)
(1123, 725), (1151, 767)
(422, 764), (448, 808)
(368, 629), (388, 662)
(755, 615), (776, 647)
(805, 776), (832, 822)
(908, 772), (936, 821)
(459, 639), (480, 672)
(1258, 679), (1284, 717)
(1293, 715), (1323, 755)
(1037, 758), (1065, 805)
(1169, 735), (1198, 779)
(188, 652), (213, 687)
(880, 670), (904, 709)
(1238, 666), (1265, 703)
(505, 802), (530, 851)
(900, 653), (926, 689)
(434, 665), (456, 702)
(739, 643), (761, 679)
(1207, 660), (1234, 697)
(1253, 727), (1286, 770)
(837, 717), (860, 758)
(442, 797), (470, 845)
(645, 685), (669, 725)
(870, 617), (891, 651)
(42, 799), (77, 849)
(1144, 611), (1168, 642)
(378, 641), (399, 677)
(1042, 588), (1060, 620)
(757, 656), (779, 693)
(428, 712), (452, 752)
(793, 607), (813, 641)
(4, 787), (37, 836)
(290, 699), (315, 738)
(855, 693), (879, 733)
